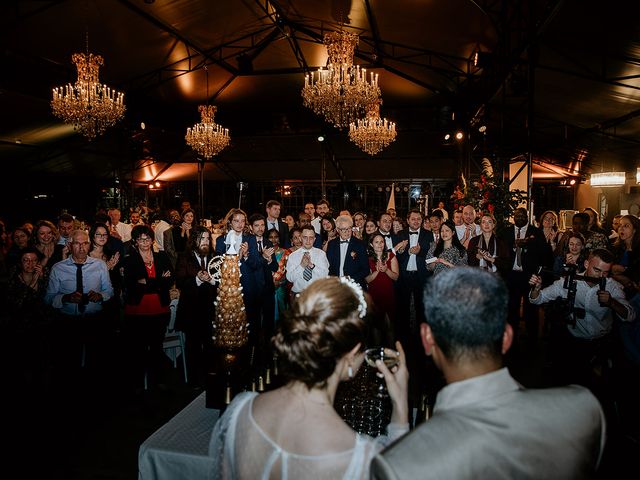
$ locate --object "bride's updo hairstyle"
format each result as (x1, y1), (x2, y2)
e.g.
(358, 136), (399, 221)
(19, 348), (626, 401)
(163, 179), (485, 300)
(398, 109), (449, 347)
(273, 277), (367, 389)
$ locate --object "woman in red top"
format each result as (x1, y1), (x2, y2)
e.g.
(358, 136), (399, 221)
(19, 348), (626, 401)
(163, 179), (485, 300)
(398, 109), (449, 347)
(123, 225), (174, 390)
(365, 233), (399, 345)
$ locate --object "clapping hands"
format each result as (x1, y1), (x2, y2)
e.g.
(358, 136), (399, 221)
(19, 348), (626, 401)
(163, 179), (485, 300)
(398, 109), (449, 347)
(106, 252), (120, 270)
(376, 260), (388, 273)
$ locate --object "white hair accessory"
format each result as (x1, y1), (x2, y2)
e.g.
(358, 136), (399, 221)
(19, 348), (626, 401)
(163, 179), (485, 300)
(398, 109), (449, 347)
(339, 276), (367, 318)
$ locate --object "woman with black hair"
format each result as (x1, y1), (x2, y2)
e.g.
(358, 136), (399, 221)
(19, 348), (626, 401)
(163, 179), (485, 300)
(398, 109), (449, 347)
(321, 216), (337, 252)
(425, 219), (467, 276)
(122, 225), (174, 390)
(164, 208), (198, 268)
(89, 222), (123, 325)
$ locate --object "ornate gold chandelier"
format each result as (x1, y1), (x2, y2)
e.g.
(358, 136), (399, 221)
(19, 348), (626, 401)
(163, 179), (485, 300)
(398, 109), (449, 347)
(349, 102), (397, 155)
(302, 31), (381, 129)
(185, 105), (230, 159)
(51, 43), (125, 140)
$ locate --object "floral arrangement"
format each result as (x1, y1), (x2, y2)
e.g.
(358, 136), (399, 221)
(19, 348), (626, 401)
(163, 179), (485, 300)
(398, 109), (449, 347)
(459, 158), (527, 228)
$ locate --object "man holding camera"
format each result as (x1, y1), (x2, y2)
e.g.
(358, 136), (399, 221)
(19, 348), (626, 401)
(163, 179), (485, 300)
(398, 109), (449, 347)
(529, 248), (634, 385)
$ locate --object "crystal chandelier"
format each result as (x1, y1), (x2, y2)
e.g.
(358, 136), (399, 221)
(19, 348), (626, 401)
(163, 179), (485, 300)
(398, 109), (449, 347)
(185, 105), (230, 159)
(51, 38), (125, 140)
(185, 66), (230, 160)
(302, 31), (381, 129)
(349, 103), (397, 155)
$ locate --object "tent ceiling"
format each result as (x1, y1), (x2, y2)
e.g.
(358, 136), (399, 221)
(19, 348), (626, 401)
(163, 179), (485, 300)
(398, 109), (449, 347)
(2, 0), (640, 184)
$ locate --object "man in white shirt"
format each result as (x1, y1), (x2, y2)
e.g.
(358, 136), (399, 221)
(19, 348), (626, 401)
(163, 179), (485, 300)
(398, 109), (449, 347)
(286, 226), (329, 294)
(108, 208), (132, 243)
(304, 202), (316, 222)
(128, 210), (143, 227)
(57, 213), (75, 246)
(428, 210), (444, 244)
(310, 199), (331, 235)
(377, 212), (396, 251)
(433, 201), (449, 221)
(455, 204), (481, 248)
(529, 248), (634, 386)
(153, 210), (178, 252)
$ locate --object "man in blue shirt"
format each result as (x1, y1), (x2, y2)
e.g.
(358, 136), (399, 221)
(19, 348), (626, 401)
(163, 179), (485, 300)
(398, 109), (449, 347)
(45, 229), (114, 376)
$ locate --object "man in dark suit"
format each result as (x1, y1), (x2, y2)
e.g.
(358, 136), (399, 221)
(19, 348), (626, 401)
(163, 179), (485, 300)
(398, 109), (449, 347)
(175, 226), (217, 388)
(498, 207), (551, 344)
(394, 209), (433, 346)
(215, 208), (264, 345)
(265, 200), (290, 248)
(249, 213), (278, 345)
(377, 212), (396, 252)
(326, 214), (369, 289)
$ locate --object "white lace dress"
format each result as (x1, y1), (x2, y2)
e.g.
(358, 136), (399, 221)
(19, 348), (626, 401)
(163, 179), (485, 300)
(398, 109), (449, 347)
(209, 392), (408, 480)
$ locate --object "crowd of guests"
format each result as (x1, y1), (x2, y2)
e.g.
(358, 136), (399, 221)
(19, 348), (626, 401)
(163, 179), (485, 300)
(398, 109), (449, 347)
(1, 198), (639, 477)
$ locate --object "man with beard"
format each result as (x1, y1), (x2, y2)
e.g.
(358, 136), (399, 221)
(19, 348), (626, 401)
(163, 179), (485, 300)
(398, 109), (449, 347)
(161, 210), (182, 253)
(311, 199), (331, 235)
(175, 226), (218, 388)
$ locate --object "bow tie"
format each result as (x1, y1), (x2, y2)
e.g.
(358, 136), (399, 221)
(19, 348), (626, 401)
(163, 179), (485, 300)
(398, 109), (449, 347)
(381, 233), (390, 237)
(409, 231), (419, 235)
(340, 240), (350, 244)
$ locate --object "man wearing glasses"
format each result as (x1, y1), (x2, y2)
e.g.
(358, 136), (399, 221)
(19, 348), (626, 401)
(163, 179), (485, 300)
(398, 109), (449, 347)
(45, 230), (114, 376)
(326, 215), (369, 289)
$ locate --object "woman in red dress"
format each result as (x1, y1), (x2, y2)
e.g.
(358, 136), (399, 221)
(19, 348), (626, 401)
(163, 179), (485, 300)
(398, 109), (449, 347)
(365, 233), (399, 345)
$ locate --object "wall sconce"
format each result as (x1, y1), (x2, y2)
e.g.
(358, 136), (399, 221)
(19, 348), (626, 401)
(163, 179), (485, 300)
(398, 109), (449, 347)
(590, 172), (626, 187)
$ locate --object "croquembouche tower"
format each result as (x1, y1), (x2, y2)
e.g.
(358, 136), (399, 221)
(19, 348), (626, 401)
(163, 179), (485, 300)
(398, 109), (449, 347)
(207, 253), (249, 408)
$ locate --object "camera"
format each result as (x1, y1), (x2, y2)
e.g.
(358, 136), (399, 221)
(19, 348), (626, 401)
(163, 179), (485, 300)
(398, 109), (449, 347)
(540, 265), (606, 326)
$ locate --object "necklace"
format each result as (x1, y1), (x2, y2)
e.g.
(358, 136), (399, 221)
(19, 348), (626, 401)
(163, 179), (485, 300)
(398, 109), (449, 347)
(141, 254), (153, 268)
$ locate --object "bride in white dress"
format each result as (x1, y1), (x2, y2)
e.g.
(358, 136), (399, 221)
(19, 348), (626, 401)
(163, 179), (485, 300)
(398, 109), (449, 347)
(209, 276), (409, 479)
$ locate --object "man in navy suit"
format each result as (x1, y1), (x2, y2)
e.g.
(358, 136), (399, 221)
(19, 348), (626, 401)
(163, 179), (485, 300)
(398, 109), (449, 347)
(326, 215), (370, 289)
(394, 209), (434, 346)
(249, 213), (278, 344)
(215, 208), (263, 344)
(265, 200), (290, 248)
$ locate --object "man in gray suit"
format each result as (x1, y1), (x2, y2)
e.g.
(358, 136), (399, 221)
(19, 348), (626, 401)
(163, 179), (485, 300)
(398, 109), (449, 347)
(371, 267), (606, 480)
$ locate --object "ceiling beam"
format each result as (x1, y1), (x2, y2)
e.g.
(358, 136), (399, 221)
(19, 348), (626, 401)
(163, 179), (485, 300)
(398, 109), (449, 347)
(117, 0), (239, 76)
(363, 0), (383, 64)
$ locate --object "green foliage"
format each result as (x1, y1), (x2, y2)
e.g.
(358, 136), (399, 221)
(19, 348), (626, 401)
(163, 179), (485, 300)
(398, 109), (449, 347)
(462, 174), (527, 227)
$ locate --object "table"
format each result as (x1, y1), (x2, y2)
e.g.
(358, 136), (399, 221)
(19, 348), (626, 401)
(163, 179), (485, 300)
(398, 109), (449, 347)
(138, 393), (220, 480)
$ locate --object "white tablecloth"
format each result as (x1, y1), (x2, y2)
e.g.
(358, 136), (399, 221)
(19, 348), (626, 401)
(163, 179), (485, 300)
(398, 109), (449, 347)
(138, 393), (220, 480)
